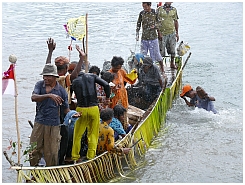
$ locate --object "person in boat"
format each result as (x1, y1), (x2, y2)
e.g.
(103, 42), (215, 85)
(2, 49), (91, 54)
(97, 108), (131, 155)
(136, 2), (165, 73)
(140, 56), (165, 105)
(180, 85), (217, 114)
(46, 38), (87, 165)
(108, 56), (137, 110)
(71, 60), (111, 163)
(29, 64), (80, 167)
(97, 71), (116, 111)
(109, 104), (132, 141)
(63, 110), (88, 164)
(156, 2), (179, 69)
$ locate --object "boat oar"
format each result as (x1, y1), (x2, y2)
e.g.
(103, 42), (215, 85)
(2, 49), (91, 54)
(182, 52), (192, 70)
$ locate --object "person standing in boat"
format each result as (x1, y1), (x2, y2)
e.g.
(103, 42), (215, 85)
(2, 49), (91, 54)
(97, 108), (131, 155)
(156, 2), (179, 69)
(180, 85), (217, 114)
(46, 38), (87, 165)
(108, 56), (137, 110)
(136, 2), (165, 73)
(29, 64), (79, 166)
(71, 60), (111, 163)
(141, 56), (165, 105)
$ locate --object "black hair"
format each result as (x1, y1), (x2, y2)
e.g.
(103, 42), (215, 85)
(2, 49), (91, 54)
(100, 108), (114, 122)
(142, 2), (151, 6)
(113, 104), (126, 118)
(89, 65), (101, 76)
(101, 71), (115, 83)
(111, 56), (124, 67)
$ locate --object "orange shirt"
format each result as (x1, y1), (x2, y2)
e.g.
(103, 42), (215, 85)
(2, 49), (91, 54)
(109, 69), (136, 109)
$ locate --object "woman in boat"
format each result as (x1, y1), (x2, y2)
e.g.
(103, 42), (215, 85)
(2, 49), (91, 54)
(180, 85), (217, 114)
(109, 104), (132, 140)
(97, 108), (131, 155)
(109, 56), (137, 109)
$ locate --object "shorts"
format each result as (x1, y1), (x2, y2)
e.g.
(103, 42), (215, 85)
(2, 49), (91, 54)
(141, 39), (162, 61)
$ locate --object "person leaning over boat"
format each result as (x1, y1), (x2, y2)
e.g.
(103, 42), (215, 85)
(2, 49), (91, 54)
(180, 85), (217, 114)
(29, 64), (80, 167)
(109, 56), (137, 109)
(109, 104), (132, 141)
(97, 108), (131, 155)
(136, 2), (165, 73)
(156, 2), (179, 69)
(140, 56), (165, 105)
(71, 58), (111, 163)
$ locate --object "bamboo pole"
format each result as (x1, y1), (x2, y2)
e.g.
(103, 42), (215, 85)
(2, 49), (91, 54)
(12, 63), (21, 165)
(85, 13), (88, 73)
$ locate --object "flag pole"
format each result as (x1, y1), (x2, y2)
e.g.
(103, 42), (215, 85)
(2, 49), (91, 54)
(85, 13), (88, 73)
(9, 55), (21, 165)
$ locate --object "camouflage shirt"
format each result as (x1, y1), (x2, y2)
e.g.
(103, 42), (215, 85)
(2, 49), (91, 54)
(136, 9), (159, 40)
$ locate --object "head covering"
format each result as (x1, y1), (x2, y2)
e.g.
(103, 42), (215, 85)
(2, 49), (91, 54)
(135, 53), (144, 64)
(54, 56), (69, 66)
(142, 56), (153, 66)
(180, 85), (192, 97)
(40, 64), (59, 77)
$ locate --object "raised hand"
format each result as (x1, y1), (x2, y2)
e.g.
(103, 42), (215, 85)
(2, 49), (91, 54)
(75, 44), (86, 57)
(47, 38), (56, 52)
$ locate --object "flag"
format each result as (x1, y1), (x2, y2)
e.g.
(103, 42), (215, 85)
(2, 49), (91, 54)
(2, 64), (16, 96)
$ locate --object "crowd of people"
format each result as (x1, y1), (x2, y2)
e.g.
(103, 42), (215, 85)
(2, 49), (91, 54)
(28, 2), (216, 167)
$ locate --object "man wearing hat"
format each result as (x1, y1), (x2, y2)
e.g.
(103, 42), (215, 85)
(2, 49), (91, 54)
(29, 64), (78, 166)
(180, 85), (217, 114)
(140, 56), (165, 105)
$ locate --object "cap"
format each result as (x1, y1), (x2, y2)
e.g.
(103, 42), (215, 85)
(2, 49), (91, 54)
(40, 64), (59, 77)
(180, 85), (192, 97)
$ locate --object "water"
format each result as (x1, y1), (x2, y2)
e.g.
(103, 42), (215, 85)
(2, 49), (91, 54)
(1, 2), (243, 183)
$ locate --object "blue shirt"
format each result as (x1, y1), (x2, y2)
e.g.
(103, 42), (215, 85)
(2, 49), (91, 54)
(33, 80), (69, 126)
(109, 117), (126, 135)
(190, 94), (217, 114)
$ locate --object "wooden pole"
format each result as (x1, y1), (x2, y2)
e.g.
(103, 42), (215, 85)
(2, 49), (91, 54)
(85, 13), (88, 73)
(12, 63), (21, 165)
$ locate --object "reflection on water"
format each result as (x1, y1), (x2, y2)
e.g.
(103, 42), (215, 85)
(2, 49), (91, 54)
(2, 2), (242, 183)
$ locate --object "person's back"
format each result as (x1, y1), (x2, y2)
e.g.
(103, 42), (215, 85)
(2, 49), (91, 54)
(72, 72), (110, 107)
(71, 71), (111, 163)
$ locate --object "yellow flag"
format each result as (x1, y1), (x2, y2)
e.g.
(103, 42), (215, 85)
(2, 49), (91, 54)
(67, 16), (86, 41)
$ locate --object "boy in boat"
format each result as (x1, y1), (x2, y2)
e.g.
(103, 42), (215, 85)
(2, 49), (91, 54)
(97, 108), (131, 155)
(180, 85), (217, 114)
(109, 104), (132, 140)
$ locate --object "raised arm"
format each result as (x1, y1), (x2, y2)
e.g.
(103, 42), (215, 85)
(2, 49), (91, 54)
(70, 44), (86, 82)
(46, 38), (56, 64)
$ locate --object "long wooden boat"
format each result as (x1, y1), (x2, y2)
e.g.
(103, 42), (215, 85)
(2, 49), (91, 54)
(7, 51), (191, 183)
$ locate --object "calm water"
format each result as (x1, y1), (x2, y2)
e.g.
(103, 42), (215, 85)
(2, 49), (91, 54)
(1, 2), (243, 183)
